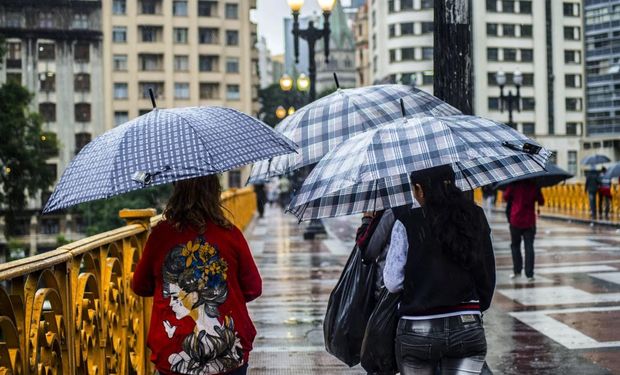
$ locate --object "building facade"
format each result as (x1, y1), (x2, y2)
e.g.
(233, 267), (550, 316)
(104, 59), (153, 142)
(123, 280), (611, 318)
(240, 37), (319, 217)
(354, 2), (370, 86)
(583, 0), (620, 162)
(368, 0), (586, 176)
(257, 36), (273, 88)
(0, 0), (105, 253)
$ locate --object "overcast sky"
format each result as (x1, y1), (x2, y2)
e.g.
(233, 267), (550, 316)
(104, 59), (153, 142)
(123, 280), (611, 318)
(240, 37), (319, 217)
(252, 0), (351, 55)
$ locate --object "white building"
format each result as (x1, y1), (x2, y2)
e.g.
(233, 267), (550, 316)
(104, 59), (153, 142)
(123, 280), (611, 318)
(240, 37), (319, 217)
(257, 36), (274, 88)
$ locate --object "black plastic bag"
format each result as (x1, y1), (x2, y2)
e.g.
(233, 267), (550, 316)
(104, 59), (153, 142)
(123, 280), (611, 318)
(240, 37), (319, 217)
(360, 288), (400, 374)
(324, 245), (377, 366)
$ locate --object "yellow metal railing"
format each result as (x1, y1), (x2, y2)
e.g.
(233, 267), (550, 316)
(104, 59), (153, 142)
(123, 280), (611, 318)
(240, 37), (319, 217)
(0, 187), (256, 375)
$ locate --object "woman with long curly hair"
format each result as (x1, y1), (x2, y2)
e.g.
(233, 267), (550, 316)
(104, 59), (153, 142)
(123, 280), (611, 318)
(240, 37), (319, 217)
(383, 165), (496, 374)
(132, 175), (262, 375)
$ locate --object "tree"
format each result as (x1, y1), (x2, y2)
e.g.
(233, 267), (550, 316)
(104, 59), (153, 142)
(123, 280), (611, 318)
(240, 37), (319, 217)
(0, 38), (59, 236)
(258, 83), (309, 127)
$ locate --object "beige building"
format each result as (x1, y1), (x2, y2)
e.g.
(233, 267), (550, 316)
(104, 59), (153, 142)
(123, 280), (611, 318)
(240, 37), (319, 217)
(354, 2), (370, 87)
(102, 0), (260, 188)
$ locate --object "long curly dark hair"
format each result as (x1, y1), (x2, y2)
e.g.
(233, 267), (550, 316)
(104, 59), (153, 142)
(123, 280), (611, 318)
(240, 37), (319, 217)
(164, 175), (232, 231)
(410, 165), (480, 269)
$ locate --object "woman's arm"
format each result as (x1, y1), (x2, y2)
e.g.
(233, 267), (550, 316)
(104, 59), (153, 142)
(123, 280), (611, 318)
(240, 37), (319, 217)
(131, 226), (160, 297)
(383, 220), (408, 293)
(235, 228), (262, 302)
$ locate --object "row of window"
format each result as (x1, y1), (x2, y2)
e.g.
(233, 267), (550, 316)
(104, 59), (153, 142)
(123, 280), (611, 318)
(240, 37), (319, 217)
(113, 54), (240, 73)
(113, 0), (239, 18)
(487, 97), (583, 111)
(585, 4), (620, 26)
(38, 72), (91, 92)
(387, 0), (433, 13)
(4, 42), (91, 64)
(112, 82), (241, 101)
(486, 0), (532, 14)
(112, 26), (239, 45)
(389, 47), (434, 62)
(1, 11), (94, 30)
(388, 22), (433, 38)
(39, 103), (92, 123)
(486, 23), (532, 38)
(487, 48), (533, 62)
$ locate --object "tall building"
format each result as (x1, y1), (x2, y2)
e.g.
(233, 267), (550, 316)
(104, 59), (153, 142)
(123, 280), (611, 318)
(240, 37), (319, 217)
(271, 53), (285, 84)
(102, 0), (260, 188)
(368, 0), (586, 176)
(354, 2), (371, 86)
(583, 0), (620, 161)
(0, 0), (105, 252)
(257, 36), (274, 88)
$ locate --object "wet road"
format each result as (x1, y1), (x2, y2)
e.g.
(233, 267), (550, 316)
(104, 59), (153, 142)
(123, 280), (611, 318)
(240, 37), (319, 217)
(245, 205), (620, 374)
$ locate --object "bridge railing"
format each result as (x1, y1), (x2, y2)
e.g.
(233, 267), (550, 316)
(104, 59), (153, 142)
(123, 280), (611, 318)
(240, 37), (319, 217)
(0, 187), (256, 375)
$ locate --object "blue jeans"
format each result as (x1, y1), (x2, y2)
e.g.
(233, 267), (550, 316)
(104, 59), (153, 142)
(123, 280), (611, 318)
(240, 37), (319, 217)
(395, 315), (487, 375)
(589, 192), (597, 219)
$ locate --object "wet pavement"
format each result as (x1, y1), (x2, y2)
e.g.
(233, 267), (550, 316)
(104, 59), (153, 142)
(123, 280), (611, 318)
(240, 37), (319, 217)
(245, 205), (620, 374)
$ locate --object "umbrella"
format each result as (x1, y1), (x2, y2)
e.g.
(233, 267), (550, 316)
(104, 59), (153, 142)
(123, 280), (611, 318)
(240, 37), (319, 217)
(493, 162), (573, 190)
(248, 85), (461, 183)
(288, 115), (550, 221)
(581, 154), (611, 165)
(43, 106), (297, 213)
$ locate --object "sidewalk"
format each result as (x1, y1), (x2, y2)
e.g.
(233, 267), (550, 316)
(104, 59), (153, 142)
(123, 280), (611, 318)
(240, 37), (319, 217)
(245, 205), (620, 374)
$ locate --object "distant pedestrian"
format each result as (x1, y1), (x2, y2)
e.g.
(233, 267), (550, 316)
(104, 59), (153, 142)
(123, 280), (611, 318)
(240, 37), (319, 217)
(267, 178), (280, 206)
(254, 183), (266, 218)
(585, 169), (600, 220)
(503, 179), (544, 281)
(482, 184), (496, 217)
(598, 167), (612, 220)
(384, 165), (495, 375)
(278, 176), (291, 209)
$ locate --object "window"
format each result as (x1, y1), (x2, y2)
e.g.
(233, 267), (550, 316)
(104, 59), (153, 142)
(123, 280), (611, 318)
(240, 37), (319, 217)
(174, 28), (188, 43)
(199, 55), (219, 71)
(114, 111), (129, 126)
(174, 55), (189, 71)
(401, 22), (414, 35)
(199, 28), (219, 44)
(388, 0), (395, 12)
(5, 12), (22, 27)
(486, 0), (497, 12)
(113, 0), (126, 14)
(521, 97), (535, 110)
(421, 0), (433, 9)
(521, 48), (533, 62)
(226, 84), (240, 100)
(40, 132), (58, 158)
(139, 109), (152, 116)
(113, 26), (127, 43)
(75, 132), (91, 154)
(198, 0), (217, 16)
(422, 47), (433, 60)
(173, 0), (188, 15)
(38, 43), (55, 60)
(564, 26), (580, 41)
(6, 73), (22, 84)
(75, 103), (91, 122)
(226, 30), (239, 46)
(522, 73), (534, 86)
(389, 49), (396, 62)
(504, 48), (517, 61)
(519, 0), (531, 14)
(6, 42), (21, 68)
(140, 54), (164, 71)
(140, 26), (162, 42)
(225, 3), (238, 19)
(39, 12), (54, 28)
(502, 24), (515, 37)
(39, 103), (56, 122)
(114, 83), (128, 99)
(74, 43), (90, 62)
(141, 0), (159, 14)
(421, 22), (433, 34)
(563, 2), (579, 17)
(40, 72), (55, 92)
(487, 48), (498, 61)
(566, 122), (580, 136)
(402, 47), (415, 60)
(140, 82), (164, 99)
(200, 83), (220, 99)
(488, 97), (500, 110)
(502, 0), (515, 13)
(565, 74), (581, 88)
(226, 57), (239, 73)
(113, 54), (128, 71)
(520, 24), (532, 37)
(401, 0), (414, 10)
(72, 13), (89, 29)
(522, 123), (535, 135)
(567, 151), (577, 175)
(564, 50), (580, 64)
(389, 24), (396, 37)
(487, 23), (498, 36)
(175, 83), (190, 99)
(45, 164), (58, 183)
(565, 98), (582, 111)
(74, 73), (90, 92)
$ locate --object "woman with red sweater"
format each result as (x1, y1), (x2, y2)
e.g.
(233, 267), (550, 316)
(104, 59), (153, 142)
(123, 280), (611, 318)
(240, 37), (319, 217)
(132, 175), (262, 375)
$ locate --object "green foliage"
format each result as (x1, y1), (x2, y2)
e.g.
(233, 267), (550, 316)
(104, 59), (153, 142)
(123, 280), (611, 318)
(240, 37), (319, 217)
(55, 234), (71, 247)
(258, 83), (309, 127)
(7, 238), (26, 260)
(73, 184), (172, 236)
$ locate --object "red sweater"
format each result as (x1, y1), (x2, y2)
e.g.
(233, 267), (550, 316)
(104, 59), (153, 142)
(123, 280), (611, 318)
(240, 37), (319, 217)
(504, 181), (544, 229)
(132, 220), (262, 375)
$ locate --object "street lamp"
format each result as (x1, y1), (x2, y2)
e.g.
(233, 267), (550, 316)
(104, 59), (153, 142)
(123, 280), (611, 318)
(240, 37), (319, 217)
(496, 69), (522, 129)
(288, 0), (335, 102)
(275, 105), (287, 119)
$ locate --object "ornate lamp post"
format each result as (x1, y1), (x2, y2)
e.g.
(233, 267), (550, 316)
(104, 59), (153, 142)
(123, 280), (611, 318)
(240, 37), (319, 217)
(278, 73), (310, 119)
(495, 69), (522, 129)
(288, 0), (335, 102)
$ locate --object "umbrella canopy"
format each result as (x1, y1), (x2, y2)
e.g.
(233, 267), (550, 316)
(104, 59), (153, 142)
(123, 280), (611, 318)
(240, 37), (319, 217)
(248, 85), (461, 183)
(493, 162), (573, 190)
(581, 154), (611, 165)
(288, 115), (550, 221)
(602, 162), (620, 179)
(43, 107), (297, 213)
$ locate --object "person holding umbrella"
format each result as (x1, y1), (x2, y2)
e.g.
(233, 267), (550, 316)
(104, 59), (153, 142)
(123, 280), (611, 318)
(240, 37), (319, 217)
(585, 169), (600, 220)
(598, 167), (612, 220)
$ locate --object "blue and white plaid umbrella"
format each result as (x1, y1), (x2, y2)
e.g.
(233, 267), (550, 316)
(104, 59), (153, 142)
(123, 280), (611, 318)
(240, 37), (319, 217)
(248, 85), (461, 182)
(43, 107), (297, 213)
(289, 115), (551, 221)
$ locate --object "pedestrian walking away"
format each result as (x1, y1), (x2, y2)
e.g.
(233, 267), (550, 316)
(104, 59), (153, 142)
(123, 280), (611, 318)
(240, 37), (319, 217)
(383, 165), (496, 375)
(253, 183), (267, 218)
(585, 169), (600, 220)
(503, 179), (544, 281)
(131, 175), (262, 375)
(598, 167), (612, 220)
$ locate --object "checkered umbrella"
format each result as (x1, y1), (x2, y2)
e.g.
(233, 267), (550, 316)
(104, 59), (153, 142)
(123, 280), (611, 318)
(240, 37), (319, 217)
(43, 107), (297, 213)
(289, 115), (551, 221)
(248, 85), (461, 183)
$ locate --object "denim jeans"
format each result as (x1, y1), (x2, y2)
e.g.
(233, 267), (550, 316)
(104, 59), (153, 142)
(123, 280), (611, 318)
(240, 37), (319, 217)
(589, 192), (597, 219)
(395, 315), (487, 375)
(509, 225), (536, 278)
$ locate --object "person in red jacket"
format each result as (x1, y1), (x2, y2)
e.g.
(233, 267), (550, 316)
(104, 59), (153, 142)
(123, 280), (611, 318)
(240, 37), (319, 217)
(132, 175), (262, 375)
(503, 179), (544, 281)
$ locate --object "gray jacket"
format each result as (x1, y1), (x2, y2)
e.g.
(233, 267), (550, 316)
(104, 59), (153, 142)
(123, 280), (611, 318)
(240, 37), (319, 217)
(362, 209), (396, 297)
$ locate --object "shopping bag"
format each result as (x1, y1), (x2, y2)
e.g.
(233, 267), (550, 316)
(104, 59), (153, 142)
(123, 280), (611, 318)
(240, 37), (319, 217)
(360, 287), (400, 374)
(323, 245), (377, 366)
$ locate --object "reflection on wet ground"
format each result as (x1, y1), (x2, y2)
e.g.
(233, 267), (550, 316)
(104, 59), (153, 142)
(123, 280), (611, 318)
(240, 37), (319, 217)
(246, 206), (620, 374)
